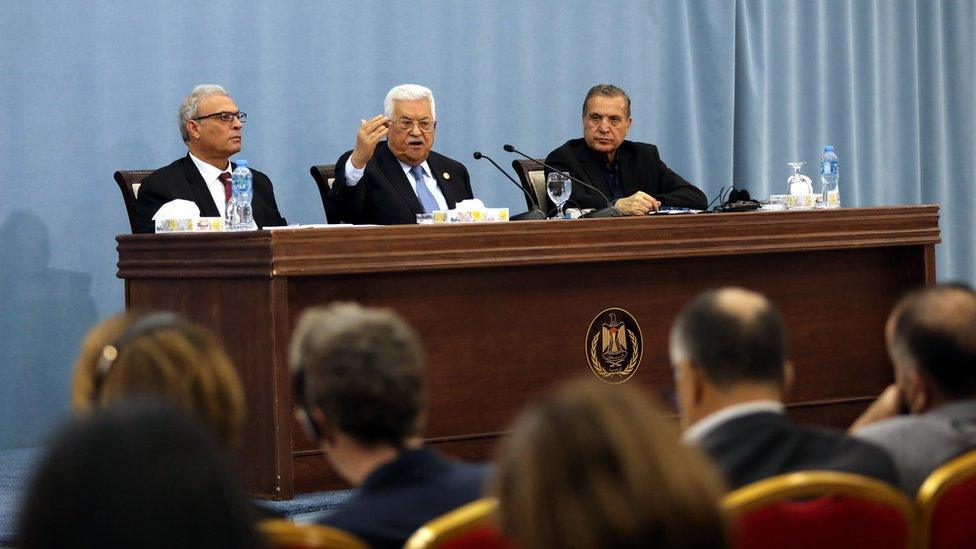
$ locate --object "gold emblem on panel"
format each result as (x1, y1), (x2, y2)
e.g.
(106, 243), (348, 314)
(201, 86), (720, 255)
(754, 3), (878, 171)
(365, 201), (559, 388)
(585, 308), (643, 383)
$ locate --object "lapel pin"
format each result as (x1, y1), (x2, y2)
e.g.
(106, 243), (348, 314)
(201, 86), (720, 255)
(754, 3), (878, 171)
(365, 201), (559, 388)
(443, 172), (451, 180)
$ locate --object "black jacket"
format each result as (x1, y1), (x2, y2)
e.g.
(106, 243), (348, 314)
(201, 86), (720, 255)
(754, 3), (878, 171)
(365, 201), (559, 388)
(544, 138), (707, 212)
(133, 154), (286, 234)
(329, 141), (473, 225)
(696, 411), (900, 491)
(320, 448), (486, 549)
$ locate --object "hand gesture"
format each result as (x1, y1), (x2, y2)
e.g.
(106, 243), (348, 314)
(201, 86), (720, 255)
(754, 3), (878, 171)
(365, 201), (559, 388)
(350, 115), (389, 169)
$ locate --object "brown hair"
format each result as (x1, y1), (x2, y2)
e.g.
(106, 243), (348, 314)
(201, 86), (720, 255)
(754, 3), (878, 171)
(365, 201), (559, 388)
(70, 312), (246, 449)
(290, 302), (426, 447)
(494, 379), (728, 549)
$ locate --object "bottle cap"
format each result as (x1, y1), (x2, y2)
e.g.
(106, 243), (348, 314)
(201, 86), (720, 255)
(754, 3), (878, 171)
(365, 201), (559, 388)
(824, 146), (834, 152)
(236, 159), (248, 167)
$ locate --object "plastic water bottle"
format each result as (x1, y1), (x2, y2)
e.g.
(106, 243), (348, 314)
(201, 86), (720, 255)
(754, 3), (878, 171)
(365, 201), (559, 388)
(231, 160), (257, 231)
(819, 146), (840, 208)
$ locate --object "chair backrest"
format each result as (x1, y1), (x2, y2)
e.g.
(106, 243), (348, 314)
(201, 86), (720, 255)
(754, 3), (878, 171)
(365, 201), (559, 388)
(917, 449), (976, 549)
(404, 498), (509, 549)
(114, 170), (154, 233)
(309, 164), (338, 223)
(510, 159), (548, 213)
(257, 518), (368, 549)
(723, 471), (916, 549)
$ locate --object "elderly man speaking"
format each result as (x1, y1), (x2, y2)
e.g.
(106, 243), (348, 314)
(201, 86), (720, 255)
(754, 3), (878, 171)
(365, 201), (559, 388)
(329, 84), (474, 225)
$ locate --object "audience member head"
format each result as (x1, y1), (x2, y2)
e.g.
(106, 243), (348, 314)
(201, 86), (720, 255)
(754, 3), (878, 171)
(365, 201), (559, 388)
(178, 84), (244, 165)
(581, 83), (632, 160)
(290, 302), (426, 484)
(17, 401), (262, 549)
(669, 287), (790, 429)
(493, 378), (727, 549)
(383, 84), (436, 166)
(886, 284), (976, 412)
(70, 312), (246, 449)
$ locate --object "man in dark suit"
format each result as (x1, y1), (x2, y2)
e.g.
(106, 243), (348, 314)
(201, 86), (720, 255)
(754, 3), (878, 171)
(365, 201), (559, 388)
(290, 303), (485, 549)
(669, 287), (899, 491)
(545, 84), (707, 215)
(329, 84), (473, 225)
(133, 84), (286, 233)
(850, 285), (976, 494)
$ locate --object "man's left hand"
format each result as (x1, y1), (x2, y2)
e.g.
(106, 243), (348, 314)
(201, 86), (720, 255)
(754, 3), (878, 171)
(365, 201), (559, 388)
(849, 384), (905, 433)
(615, 191), (661, 215)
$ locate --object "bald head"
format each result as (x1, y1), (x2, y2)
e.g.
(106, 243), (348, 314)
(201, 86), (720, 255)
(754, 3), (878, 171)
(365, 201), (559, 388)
(888, 285), (976, 399)
(670, 288), (787, 387)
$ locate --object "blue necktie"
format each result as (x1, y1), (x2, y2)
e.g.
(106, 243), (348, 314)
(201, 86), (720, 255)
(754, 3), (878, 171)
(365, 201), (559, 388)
(411, 165), (439, 214)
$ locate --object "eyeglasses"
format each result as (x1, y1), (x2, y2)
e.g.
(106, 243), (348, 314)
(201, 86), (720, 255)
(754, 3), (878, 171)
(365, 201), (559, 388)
(392, 118), (436, 133)
(585, 113), (625, 127)
(192, 111), (247, 124)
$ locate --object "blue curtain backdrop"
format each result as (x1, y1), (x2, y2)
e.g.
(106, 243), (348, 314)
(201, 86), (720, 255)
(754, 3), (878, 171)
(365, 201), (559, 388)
(0, 0), (972, 449)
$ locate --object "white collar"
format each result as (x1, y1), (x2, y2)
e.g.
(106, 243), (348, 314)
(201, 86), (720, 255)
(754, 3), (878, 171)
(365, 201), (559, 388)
(683, 400), (785, 444)
(399, 160), (430, 179)
(188, 152), (231, 184)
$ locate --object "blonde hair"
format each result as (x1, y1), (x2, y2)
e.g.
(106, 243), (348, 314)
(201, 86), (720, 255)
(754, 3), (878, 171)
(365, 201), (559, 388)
(70, 313), (246, 449)
(494, 379), (728, 549)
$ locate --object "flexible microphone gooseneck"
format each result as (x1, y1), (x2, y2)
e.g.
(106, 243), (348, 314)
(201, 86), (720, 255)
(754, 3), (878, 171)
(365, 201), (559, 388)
(472, 151), (547, 221)
(502, 144), (622, 218)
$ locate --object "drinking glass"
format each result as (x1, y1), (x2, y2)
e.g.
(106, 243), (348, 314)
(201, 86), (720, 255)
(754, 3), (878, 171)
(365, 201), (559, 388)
(786, 162), (813, 197)
(546, 172), (572, 219)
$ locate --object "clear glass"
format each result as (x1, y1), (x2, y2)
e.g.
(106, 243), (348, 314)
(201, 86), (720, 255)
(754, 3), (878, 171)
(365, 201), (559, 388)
(786, 161), (814, 197)
(546, 172), (572, 219)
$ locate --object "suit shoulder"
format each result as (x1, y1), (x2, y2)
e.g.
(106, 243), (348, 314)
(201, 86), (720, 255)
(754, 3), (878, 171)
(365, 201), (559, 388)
(546, 138), (585, 162)
(623, 140), (660, 157)
(140, 157), (186, 186)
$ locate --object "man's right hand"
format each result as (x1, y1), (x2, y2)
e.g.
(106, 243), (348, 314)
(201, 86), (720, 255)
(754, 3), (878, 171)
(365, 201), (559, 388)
(615, 191), (661, 215)
(350, 115), (389, 169)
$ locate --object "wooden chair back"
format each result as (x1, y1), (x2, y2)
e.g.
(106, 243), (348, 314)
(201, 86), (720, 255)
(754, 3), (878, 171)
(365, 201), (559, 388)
(114, 170), (154, 233)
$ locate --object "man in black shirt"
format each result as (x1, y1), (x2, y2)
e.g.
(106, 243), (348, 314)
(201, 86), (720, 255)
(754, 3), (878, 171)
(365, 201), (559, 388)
(545, 84), (707, 215)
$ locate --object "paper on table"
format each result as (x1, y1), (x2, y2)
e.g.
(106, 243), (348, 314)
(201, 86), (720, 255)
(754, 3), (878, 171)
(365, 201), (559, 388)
(152, 199), (200, 220)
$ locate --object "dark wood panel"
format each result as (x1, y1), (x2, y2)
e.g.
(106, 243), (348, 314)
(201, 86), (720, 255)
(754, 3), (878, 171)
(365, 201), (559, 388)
(116, 206), (940, 499)
(126, 278), (286, 499)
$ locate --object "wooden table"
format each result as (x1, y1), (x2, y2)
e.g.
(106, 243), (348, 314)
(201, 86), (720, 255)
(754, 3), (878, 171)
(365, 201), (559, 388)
(117, 205), (940, 499)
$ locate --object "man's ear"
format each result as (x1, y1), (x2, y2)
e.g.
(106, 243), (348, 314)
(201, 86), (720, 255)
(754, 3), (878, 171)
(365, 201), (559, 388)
(781, 361), (795, 397)
(686, 362), (707, 407)
(186, 120), (200, 141)
(309, 406), (336, 446)
(904, 369), (931, 413)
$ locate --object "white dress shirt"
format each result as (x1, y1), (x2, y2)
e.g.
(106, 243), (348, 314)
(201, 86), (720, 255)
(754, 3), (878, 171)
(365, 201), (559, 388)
(189, 152), (232, 218)
(343, 156), (448, 211)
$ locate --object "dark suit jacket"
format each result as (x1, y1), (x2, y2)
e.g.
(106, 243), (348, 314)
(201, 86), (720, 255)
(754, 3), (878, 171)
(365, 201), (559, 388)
(329, 141), (473, 225)
(133, 154), (287, 234)
(320, 447), (486, 549)
(544, 138), (707, 212)
(697, 411), (900, 491)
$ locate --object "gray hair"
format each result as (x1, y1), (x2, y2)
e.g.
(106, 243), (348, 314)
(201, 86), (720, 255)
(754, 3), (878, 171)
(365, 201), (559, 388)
(178, 84), (229, 144)
(384, 84), (436, 121)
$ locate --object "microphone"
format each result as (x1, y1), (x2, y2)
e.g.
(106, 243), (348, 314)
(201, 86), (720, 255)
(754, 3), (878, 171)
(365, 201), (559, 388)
(472, 151), (547, 221)
(502, 144), (622, 218)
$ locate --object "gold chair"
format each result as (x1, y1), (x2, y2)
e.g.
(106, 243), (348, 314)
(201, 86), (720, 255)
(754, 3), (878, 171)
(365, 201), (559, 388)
(916, 449), (976, 549)
(113, 169), (154, 233)
(510, 159), (547, 213)
(723, 471), (916, 549)
(309, 164), (339, 223)
(404, 497), (504, 549)
(256, 518), (368, 549)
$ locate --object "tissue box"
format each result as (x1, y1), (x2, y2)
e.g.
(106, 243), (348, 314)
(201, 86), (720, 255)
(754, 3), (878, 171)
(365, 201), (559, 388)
(155, 217), (225, 233)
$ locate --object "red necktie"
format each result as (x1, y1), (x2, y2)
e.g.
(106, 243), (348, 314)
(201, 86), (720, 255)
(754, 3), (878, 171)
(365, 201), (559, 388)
(218, 172), (232, 204)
